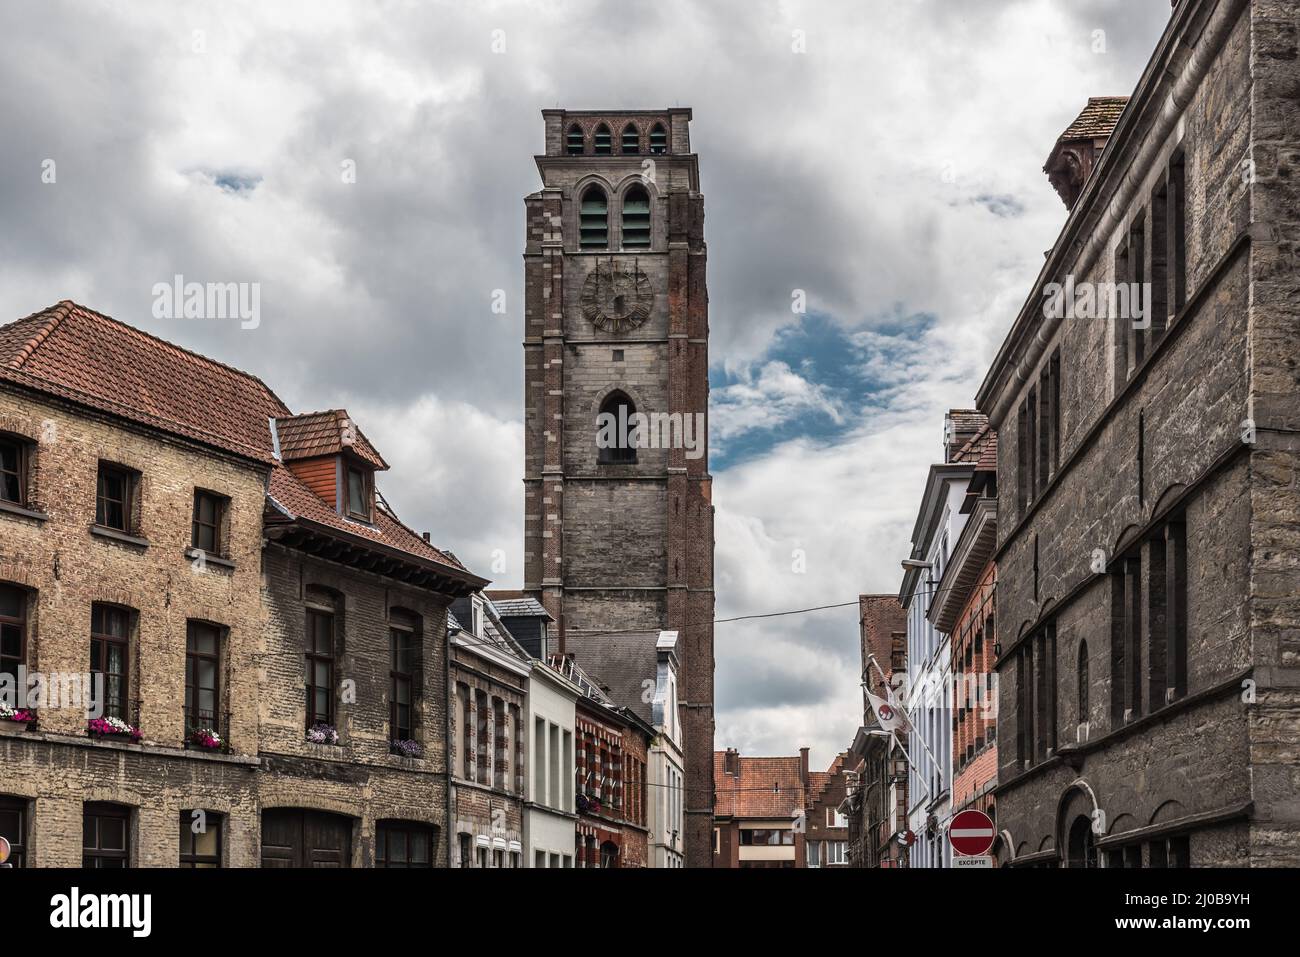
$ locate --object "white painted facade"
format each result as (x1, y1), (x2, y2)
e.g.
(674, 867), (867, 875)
(901, 460), (974, 869)
(648, 630), (685, 868)
(524, 658), (580, 867)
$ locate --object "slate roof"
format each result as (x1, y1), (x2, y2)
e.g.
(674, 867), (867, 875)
(714, 752), (805, 819)
(562, 631), (661, 723)
(0, 300), (287, 462)
(1058, 96), (1130, 141)
(488, 595), (552, 619)
(275, 409), (387, 470)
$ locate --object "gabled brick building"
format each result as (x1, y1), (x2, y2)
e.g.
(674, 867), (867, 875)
(713, 747), (807, 868)
(0, 301), (484, 867)
(803, 753), (852, 867)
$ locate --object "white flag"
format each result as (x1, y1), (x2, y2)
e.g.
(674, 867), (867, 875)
(867, 690), (912, 734)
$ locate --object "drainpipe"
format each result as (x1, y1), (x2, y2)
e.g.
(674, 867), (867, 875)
(445, 609), (454, 868)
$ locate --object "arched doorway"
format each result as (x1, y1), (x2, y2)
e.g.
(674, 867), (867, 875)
(1065, 815), (1097, 868)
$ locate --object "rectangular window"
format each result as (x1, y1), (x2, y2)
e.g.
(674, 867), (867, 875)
(179, 810), (222, 867)
(1016, 401), (1029, 514)
(1111, 551), (1146, 725)
(1, 585), (27, 697)
(389, 623), (414, 741)
(0, 796), (27, 867)
(1129, 213), (1147, 369)
(458, 832), (471, 868)
(95, 462), (136, 532)
(376, 821), (434, 868)
(305, 608), (335, 728)
(1169, 151), (1187, 319)
(191, 490), (227, 555)
(1149, 180), (1169, 342)
(475, 690), (489, 785)
(185, 621), (221, 734)
(1164, 522), (1189, 703)
(346, 465), (371, 521)
(0, 436), (27, 505)
(90, 605), (130, 720)
(535, 849), (545, 868)
(83, 803), (130, 868)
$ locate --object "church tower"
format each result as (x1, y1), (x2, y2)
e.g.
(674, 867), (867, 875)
(522, 109), (714, 866)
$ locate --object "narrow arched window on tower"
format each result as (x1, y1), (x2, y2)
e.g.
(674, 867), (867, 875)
(649, 123), (668, 154)
(622, 185), (651, 250)
(621, 124), (640, 154)
(579, 186), (608, 249)
(594, 124), (612, 155)
(566, 124), (585, 155)
(597, 391), (637, 465)
(1077, 640), (1089, 726)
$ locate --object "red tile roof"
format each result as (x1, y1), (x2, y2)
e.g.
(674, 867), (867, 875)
(0, 301), (288, 462)
(1058, 96), (1130, 141)
(265, 466), (468, 572)
(1, 301), (471, 578)
(275, 409), (387, 470)
(714, 752), (805, 819)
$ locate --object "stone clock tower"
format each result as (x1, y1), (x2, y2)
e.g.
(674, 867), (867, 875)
(522, 108), (714, 866)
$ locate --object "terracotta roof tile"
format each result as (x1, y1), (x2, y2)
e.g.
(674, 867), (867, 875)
(714, 752), (805, 819)
(0, 301), (288, 462)
(1058, 96), (1129, 141)
(275, 409), (387, 470)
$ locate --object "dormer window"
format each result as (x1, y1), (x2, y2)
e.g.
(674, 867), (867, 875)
(345, 462), (373, 521)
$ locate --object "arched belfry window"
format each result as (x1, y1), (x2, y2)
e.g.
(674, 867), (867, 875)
(621, 124), (640, 154)
(597, 391), (637, 465)
(579, 186), (608, 249)
(594, 124), (612, 155)
(1077, 640), (1089, 724)
(649, 123), (667, 154)
(566, 124), (585, 155)
(622, 185), (651, 250)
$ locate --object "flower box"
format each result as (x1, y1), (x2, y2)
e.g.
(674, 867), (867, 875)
(188, 727), (223, 751)
(0, 706), (37, 730)
(87, 716), (142, 742)
(390, 739), (423, 759)
(306, 723), (339, 745)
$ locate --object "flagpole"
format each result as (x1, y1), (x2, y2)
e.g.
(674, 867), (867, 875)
(865, 653), (945, 782)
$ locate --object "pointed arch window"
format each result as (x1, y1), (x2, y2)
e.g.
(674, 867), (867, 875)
(597, 391), (637, 465)
(649, 123), (667, 154)
(622, 185), (651, 250)
(579, 186), (608, 249)
(621, 124), (640, 154)
(566, 124), (585, 155)
(593, 124), (612, 155)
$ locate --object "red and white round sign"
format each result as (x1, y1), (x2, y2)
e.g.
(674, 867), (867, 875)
(948, 809), (995, 856)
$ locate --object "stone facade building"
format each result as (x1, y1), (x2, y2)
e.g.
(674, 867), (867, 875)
(447, 593), (530, 868)
(976, 0), (1300, 866)
(0, 301), (483, 867)
(521, 108), (715, 866)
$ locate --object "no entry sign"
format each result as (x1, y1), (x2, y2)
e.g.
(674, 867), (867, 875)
(948, 809), (995, 856)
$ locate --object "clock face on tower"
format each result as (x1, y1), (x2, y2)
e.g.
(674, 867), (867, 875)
(580, 260), (654, 333)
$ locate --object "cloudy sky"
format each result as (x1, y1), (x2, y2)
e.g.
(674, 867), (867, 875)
(0, 0), (1172, 769)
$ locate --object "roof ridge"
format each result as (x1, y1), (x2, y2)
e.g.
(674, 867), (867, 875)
(54, 300), (292, 415)
(7, 301), (76, 369)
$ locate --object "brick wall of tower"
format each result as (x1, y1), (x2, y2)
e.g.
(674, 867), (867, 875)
(522, 109), (714, 865)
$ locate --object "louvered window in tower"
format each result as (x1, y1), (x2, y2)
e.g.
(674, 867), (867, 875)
(566, 124), (584, 155)
(594, 124), (612, 155)
(579, 186), (608, 249)
(649, 123), (667, 154)
(622, 185), (651, 249)
(621, 124), (639, 154)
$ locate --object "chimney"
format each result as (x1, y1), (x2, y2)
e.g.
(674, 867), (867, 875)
(799, 746), (810, 793)
(723, 747), (740, 776)
(944, 410), (984, 462)
(1044, 96), (1129, 209)
(421, 532), (430, 543)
